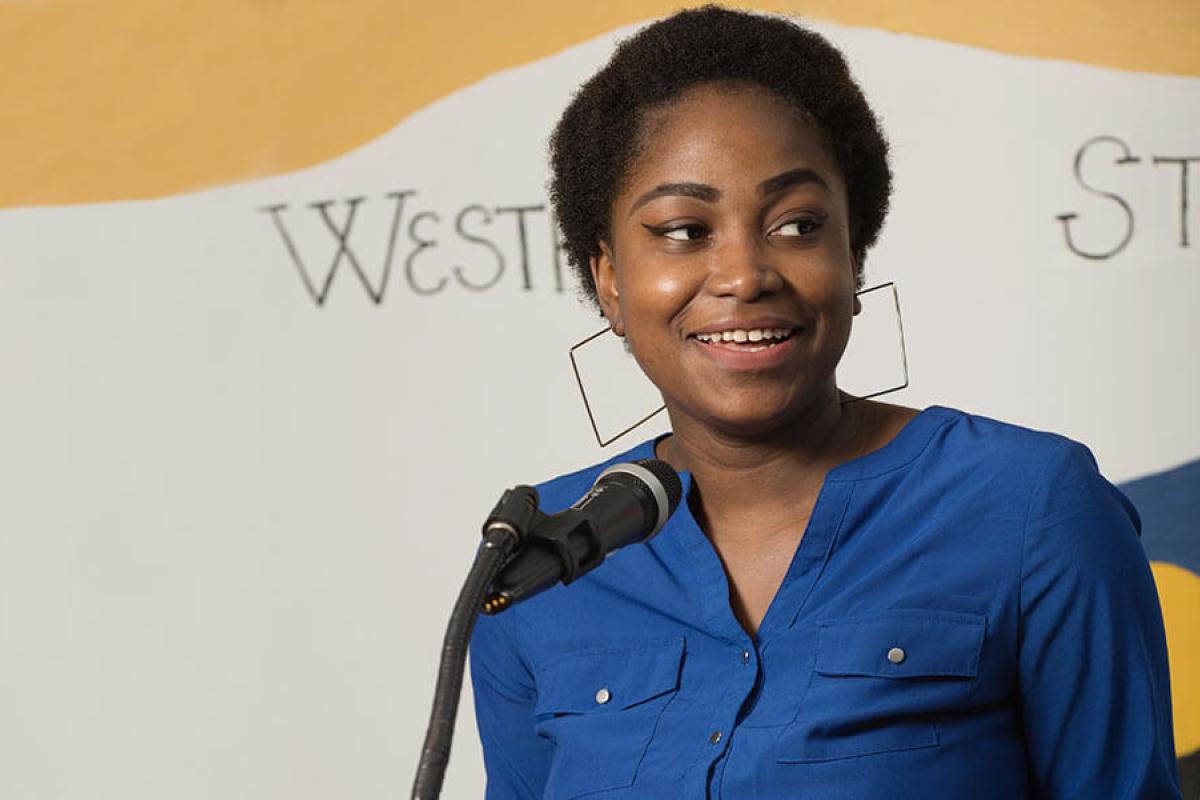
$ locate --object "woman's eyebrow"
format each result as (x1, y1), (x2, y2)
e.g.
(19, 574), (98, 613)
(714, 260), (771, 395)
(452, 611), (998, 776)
(758, 167), (831, 196)
(627, 169), (830, 217)
(627, 182), (721, 217)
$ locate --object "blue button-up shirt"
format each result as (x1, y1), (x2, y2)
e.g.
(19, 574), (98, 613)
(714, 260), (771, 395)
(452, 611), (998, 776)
(470, 406), (1180, 798)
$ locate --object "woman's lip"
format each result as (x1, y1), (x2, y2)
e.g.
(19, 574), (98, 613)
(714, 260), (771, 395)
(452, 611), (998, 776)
(690, 332), (800, 370)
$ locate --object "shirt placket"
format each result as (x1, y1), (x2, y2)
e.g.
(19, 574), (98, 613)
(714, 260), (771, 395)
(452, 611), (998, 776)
(668, 473), (855, 798)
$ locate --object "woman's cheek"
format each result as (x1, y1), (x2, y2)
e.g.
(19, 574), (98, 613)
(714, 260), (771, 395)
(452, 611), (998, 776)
(618, 259), (695, 321)
(648, 269), (694, 302)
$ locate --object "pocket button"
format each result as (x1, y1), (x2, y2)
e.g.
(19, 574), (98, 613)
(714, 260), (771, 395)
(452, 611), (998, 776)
(887, 647), (906, 664)
(594, 687), (611, 705)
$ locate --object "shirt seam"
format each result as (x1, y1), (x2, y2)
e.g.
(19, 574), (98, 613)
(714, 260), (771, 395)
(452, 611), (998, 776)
(787, 481), (856, 628)
(825, 409), (958, 483)
(534, 637), (685, 673)
(480, 725), (545, 800)
(1017, 439), (1066, 653)
(510, 605), (537, 682)
(484, 609), (547, 800)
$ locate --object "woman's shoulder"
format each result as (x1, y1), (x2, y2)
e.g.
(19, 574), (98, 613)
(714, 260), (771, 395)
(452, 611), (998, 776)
(890, 403), (1136, 529)
(945, 406), (1107, 479)
(900, 402), (1097, 467)
(834, 401), (1098, 489)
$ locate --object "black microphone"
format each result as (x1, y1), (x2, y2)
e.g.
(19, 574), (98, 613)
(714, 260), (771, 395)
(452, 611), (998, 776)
(481, 459), (683, 614)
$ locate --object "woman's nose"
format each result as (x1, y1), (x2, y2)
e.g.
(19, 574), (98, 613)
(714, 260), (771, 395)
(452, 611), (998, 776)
(705, 233), (784, 301)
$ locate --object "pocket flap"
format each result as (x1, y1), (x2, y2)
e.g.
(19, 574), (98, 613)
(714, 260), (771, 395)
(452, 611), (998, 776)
(535, 638), (684, 716)
(815, 610), (985, 679)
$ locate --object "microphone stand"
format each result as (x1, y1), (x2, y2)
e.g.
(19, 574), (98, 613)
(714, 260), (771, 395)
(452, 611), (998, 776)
(410, 487), (539, 800)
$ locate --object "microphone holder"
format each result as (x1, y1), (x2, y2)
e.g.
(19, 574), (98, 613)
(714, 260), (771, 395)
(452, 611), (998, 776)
(412, 459), (680, 797)
(481, 508), (605, 615)
(410, 486), (539, 800)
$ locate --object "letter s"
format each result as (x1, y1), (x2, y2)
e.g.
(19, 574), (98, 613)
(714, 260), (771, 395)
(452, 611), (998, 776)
(1055, 135), (1139, 260)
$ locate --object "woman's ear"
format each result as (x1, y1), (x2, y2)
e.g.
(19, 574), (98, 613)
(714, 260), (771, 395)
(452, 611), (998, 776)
(590, 242), (625, 336)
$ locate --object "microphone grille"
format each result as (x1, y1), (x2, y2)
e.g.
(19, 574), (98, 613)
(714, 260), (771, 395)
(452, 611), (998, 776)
(633, 458), (683, 514)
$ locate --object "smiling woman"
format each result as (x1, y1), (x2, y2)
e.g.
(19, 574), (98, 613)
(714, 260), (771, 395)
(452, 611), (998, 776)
(592, 83), (861, 447)
(469, 7), (1182, 799)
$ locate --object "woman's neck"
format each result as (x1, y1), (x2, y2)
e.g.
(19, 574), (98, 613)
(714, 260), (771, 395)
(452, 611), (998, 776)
(655, 388), (869, 529)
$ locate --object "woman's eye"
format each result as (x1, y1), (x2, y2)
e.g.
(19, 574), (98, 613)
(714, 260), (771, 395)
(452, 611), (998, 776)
(772, 217), (823, 237)
(644, 223), (706, 242)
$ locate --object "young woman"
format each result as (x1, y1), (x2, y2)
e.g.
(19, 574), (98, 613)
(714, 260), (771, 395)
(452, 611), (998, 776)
(471, 7), (1180, 798)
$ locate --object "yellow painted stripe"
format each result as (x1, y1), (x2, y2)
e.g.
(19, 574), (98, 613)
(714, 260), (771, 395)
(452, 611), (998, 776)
(1, 0), (1197, 208)
(1152, 561), (1200, 757)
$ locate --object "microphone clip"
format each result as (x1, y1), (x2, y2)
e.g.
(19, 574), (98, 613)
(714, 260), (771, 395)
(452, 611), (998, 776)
(480, 460), (681, 615)
(480, 500), (605, 615)
(483, 485), (607, 586)
(518, 509), (605, 585)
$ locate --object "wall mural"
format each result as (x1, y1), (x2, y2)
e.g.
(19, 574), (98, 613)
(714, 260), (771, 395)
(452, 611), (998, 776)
(1, 3), (1196, 796)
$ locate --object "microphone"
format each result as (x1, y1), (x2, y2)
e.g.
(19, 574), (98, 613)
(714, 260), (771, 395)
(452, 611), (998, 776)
(481, 459), (683, 614)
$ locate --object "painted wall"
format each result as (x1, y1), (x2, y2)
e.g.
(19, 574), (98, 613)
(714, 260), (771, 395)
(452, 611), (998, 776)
(1, 2), (1196, 796)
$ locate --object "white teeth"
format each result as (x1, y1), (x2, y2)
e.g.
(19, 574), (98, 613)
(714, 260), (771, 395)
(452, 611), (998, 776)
(695, 327), (795, 344)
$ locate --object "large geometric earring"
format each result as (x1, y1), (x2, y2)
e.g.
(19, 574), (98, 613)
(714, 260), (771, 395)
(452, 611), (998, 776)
(839, 281), (910, 403)
(568, 328), (666, 447)
(567, 281), (910, 447)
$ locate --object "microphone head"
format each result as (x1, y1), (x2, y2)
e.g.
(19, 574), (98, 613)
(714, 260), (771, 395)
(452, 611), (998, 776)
(596, 458), (683, 539)
(632, 458), (683, 515)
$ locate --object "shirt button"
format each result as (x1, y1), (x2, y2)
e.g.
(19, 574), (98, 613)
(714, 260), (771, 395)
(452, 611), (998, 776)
(887, 647), (906, 664)
(709, 730), (723, 745)
(741, 649), (751, 664)
(594, 687), (611, 705)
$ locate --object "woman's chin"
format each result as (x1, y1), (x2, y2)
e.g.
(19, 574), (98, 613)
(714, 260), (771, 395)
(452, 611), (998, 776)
(674, 395), (832, 441)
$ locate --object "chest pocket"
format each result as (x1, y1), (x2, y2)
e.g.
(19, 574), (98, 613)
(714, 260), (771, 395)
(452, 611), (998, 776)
(777, 610), (985, 763)
(534, 638), (683, 799)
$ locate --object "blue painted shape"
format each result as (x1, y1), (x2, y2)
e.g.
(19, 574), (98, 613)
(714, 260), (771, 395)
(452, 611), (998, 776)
(1119, 457), (1200, 577)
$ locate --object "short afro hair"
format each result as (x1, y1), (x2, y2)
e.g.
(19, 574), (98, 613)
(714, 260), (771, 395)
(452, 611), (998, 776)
(549, 5), (892, 308)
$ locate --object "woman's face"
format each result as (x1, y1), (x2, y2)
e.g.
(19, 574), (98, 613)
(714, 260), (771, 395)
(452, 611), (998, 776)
(591, 82), (858, 438)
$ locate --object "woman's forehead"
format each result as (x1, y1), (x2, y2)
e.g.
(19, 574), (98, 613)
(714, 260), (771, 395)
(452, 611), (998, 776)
(620, 83), (842, 199)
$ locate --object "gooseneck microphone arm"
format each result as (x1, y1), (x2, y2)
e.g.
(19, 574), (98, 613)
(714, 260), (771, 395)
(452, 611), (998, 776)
(410, 486), (539, 800)
(411, 460), (682, 799)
